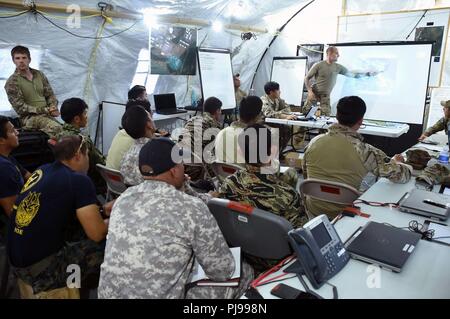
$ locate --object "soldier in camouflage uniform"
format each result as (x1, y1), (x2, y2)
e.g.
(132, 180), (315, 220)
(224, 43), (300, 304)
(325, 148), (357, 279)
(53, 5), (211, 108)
(218, 124), (306, 273)
(54, 98), (106, 191)
(182, 97), (222, 180)
(304, 46), (378, 116)
(419, 100), (450, 141)
(260, 81), (301, 152)
(98, 138), (253, 299)
(4, 46), (62, 137)
(234, 74), (247, 107)
(303, 96), (412, 219)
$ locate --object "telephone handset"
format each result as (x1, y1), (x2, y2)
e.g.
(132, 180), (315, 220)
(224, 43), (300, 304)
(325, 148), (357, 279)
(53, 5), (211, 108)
(287, 214), (350, 289)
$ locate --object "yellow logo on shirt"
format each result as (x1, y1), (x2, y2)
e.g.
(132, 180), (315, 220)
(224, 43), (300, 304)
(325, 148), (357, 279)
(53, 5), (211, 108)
(14, 192), (41, 235)
(21, 169), (43, 193)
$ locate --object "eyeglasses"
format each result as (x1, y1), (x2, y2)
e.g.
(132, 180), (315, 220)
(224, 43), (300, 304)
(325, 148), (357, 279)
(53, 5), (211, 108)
(77, 135), (87, 154)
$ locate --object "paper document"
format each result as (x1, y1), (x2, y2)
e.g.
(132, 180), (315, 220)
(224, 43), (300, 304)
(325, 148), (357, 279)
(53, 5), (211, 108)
(429, 222), (450, 245)
(189, 247), (241, 286)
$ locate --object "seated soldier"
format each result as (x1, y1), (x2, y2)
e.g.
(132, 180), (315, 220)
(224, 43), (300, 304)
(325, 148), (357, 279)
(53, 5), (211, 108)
(4, 45), (62, 137)
(98, 138), (253, 298)
(260, 81), (297, 152)
(219, 124), (307, 273)
(56, 98), (106, 191)
(7, 136), (113, 295)
(219, 124), (307, 229)
(182, 97), (222, 180)
(303, 96), (412, 219)
(419, 100), (450, 141)
(215, 96), (262, 165)
(0, 116), (31, 217)
(119, 105), (156, 186)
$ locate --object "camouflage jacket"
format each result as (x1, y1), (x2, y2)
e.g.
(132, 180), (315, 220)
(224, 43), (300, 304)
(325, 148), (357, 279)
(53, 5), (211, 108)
(303, 123), (412, 218)
(55, 123), (105, 168)
(98, 180), (234, 299)
(235, 88), (247, 106)
(416, 163), (450, 186)
(260, 94), (291, 119)
(120, 137), (151, 186)
(218, 165), (307, 228)
(425, 117), (450, 136)
(183, 112), (221, 161)
(4, 68), (58, 118)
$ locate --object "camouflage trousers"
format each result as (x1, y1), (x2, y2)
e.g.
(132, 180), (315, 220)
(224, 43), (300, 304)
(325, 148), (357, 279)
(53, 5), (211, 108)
(185, 261), (254, 299)
(303, 94), (331, 116)
(22, 115), (63, 138)
(13, 239), (105, 294)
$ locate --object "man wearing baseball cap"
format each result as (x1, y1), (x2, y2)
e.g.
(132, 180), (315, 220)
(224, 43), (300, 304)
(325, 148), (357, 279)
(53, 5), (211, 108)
(419, 100), (450, 141)
(98, 137), (253, 298)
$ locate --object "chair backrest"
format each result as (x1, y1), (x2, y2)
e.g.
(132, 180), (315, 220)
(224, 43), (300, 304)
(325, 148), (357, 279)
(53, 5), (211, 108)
(207, 198), (293, 260)
(210, 162), (243, 180)
(299, 178), (361, 206)
(96, 164), (127, 198)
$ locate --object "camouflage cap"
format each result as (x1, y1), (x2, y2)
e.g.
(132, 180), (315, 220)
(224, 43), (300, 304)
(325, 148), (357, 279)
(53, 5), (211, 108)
(406, 149), (431, 170)
(139, 137), (182, 176)
(440, 100), (450, 108)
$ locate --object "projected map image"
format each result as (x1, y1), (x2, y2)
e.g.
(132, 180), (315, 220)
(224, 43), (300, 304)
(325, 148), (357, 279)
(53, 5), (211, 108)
(338, 57), (395, 95)
(151, 26), (197, 75)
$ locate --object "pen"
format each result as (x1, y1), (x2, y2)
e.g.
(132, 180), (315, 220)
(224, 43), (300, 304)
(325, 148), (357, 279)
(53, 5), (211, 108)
(423, 199), (448, 209)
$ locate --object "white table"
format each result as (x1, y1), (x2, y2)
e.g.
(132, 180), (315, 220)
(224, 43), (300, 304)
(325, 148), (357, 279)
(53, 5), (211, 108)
(253, 178), (450, 299)
(153, 111), (195, 122)
(265, 117), (410, 138)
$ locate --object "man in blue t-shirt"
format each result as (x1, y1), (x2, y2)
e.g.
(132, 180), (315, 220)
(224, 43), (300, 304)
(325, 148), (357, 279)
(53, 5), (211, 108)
(0, 115), (30, 217)
(8, 135), (113, 294)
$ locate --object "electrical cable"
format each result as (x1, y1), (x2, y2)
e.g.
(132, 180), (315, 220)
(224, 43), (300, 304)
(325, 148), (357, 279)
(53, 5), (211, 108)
(34, 10), (139, 39)
(405, 9), (428, 40)
(0, 10), (30, 18)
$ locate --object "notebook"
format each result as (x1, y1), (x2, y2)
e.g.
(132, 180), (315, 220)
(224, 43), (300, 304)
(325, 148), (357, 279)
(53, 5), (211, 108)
(189, 247), (241, 286)
(345, 222), (421, 272)
(154, 93), (187, 115)
(398, 188), (450, 221)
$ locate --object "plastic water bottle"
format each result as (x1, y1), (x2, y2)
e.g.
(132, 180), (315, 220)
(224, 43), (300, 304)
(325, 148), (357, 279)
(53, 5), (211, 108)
(438, 150), (449, 164)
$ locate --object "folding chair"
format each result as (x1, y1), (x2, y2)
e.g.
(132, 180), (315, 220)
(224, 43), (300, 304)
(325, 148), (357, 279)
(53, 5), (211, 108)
(207, 198), (293, 260)
(96, 164), (127, 201)
(210, 161), (243, 182)
(299, 178), (361, 219)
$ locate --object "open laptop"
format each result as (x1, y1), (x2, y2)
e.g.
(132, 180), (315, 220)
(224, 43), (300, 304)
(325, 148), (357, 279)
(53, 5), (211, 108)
(398, 189), (450, 221)
(296, 106), (318, 121)
(345, 222), (421, 272)
(154, 93), (187, 115)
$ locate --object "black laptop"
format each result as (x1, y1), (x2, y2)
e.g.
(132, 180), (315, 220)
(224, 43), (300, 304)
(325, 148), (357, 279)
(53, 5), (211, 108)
(154, 93), (187, 115)
(345, 222), (421, 272)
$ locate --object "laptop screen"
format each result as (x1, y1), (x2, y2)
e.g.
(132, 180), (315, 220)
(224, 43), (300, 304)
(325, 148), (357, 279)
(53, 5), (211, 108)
(154, 93), (177, 111)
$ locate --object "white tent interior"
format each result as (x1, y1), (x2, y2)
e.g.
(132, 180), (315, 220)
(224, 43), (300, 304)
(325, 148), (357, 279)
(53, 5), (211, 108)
(1, 0), (450, 149)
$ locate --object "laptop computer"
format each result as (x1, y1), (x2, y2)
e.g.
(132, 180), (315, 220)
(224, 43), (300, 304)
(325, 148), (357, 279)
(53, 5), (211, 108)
(296, 106), (318, 121)
(345, 222), (421, 272)
(154, 93), (187, 115)
(398, 189), (450, 221)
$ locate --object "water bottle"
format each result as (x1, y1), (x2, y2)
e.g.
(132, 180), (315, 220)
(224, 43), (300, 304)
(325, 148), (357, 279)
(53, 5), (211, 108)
(438, 150), (449, 164)
(315, 101), (321, 117)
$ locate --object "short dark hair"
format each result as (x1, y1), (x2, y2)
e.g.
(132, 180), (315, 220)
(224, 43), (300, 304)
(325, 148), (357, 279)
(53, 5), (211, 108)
(121, 105), (149, 139)
(53, 135), (88, 161)
(126, 99), (151, 113)
(11, 45), (30, 59)
(239, 96), (262, 123)
(60, 98), (88, 123)
(336, 96), (366, 127)
(203, 97), (222, 114)
(128, 85), (146, 100)
(264, 81), (279, 95)
(0, 116), (10, 139)
(238, 123), (272, 166)
(326, 46), (338, 54)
